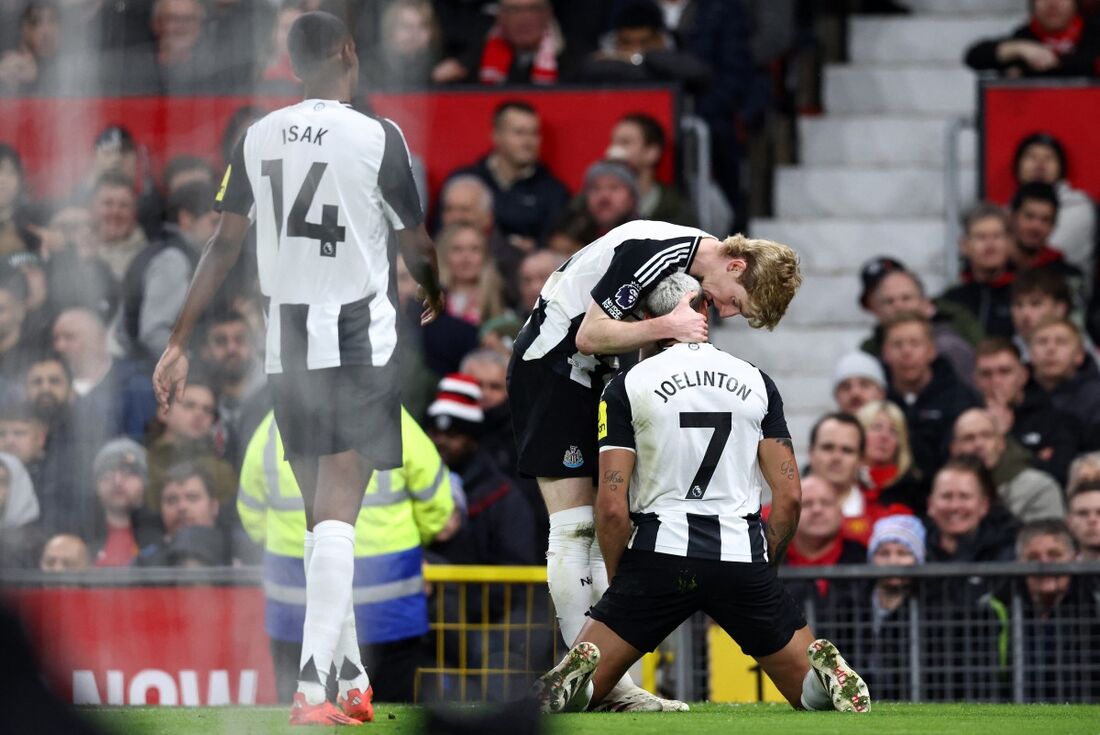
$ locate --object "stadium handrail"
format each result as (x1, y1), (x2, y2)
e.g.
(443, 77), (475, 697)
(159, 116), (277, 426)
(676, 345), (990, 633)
(2, 561), (1099, 587)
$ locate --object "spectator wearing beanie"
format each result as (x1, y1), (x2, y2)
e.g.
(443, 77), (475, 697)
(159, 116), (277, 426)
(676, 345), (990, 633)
(426, 374), (540, 566)
(88, 438), (159, 567)
(575, 159), (640, 242)
(832, 351), (887, 416)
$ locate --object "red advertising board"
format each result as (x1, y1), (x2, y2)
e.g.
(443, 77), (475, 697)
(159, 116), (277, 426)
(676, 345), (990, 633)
(981, 81), (1100, 204)
(0, 87), (676, 203)
(6, 585), (277, 705)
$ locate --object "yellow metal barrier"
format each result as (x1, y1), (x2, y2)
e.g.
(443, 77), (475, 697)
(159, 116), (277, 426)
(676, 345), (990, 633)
(417, 565), (662, 702)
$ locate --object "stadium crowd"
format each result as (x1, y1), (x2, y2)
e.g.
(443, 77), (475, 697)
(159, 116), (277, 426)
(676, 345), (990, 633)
(0, 0), (1099, 703)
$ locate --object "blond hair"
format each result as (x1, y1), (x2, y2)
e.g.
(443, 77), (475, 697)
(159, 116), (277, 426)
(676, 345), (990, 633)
(722, 234), (801, 330)
(1068, 451), (1100, 497)
(855, 400), (913, 481)
(437, 223), (506, 323)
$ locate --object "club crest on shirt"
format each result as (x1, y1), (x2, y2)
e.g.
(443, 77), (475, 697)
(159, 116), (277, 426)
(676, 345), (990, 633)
(615, 282), (641, 310)
(563, 445), (584, 469)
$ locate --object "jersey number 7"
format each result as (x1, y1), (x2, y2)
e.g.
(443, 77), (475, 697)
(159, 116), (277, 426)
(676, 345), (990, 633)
(261, 159), (347, 258)
(680, 412), (731, 500)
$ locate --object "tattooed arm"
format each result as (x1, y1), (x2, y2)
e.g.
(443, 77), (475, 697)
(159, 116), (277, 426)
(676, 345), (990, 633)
(596, 448), (636, 581)
(757, 437), (801, 567)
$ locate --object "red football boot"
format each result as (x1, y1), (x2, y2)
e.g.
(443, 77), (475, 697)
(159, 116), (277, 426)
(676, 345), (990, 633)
(289, 692), (362, 726)
(338, 686), (375, 723)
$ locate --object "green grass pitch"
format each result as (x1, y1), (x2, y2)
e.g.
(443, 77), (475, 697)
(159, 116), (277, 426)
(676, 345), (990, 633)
(89, 702), (1100, 735)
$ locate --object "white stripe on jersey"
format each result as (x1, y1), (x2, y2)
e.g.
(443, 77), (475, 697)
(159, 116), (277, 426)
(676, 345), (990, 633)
(635, 244), (693, 286)
(618, 343), (777, 563)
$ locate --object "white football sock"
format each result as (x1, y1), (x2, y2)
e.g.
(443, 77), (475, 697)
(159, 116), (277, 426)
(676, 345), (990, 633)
(801, 668), (832, 711)
(335, 606), (370, 699)
(297, 520), (355, 705)
(547, 506), (597, 646)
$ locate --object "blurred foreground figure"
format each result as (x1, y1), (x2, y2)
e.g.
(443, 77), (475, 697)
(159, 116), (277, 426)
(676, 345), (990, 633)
(153, 11), (443, 727)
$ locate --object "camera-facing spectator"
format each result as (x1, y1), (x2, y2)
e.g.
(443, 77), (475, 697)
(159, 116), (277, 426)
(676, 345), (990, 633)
(517, 249), (566, 318)
(1027, 316), (1100, 439)
(459, 348), (518, 481)
(146, 376), (236, 509)
(134, 0), (224, 95)
(974, 338), (1081, 486)
(881, 312), (982, 481)
(856, 400), (927, 515)
(89, 172), (149, 284)
(1067, 480), (1100, 560)
(0, 399), (78, 536)
(439, 175), (522, 308)
(578, 2), (711, 96)
(867, 514), (925, 613)
(74, 125), (161, 241)
(445, 101), (569, 248)
(544, 208), (589, 257)
(925, 456), (1018, 563)
(1068, 451), (1100, 496)
(361, 0), (443, 91)
(88, 438), (158, 567)
(783, 476), (866, 601)
(1013, 132), (1097, 281)
(859, 257), (981, 386)
(1010, 269), (1075, 360)
(161, 155), (216, 197)
(437, 223), (507, 327)
(0, 1), (60, 96)
(832, 351), (887, 416)
(471, 0), (579, 85)
(1015, 518), (1079, 615)
(198, 308), (271, 471)
(39, 205), (118, 321)
(135, 461), (229, 567)
(577, 159), (640, 241)
(941, 203), (1016, 338)
(1010, 182), (1084, 301)
(605, 113), (696, 226)
(965, 0), (1100, 77)
(39, 532), (89, 572)
(949, 407), (1065, 523)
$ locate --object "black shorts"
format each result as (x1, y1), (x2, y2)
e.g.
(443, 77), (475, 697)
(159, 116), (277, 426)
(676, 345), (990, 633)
(270, 362), (401, 469)
(507, 352), (600, 480)
(589, 550), (806, 657)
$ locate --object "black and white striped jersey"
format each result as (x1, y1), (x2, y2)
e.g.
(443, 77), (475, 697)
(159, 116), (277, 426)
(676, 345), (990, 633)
(598, 342), (790, 562)
(215, 99), (422, 374)
(515, 220), (714, 388)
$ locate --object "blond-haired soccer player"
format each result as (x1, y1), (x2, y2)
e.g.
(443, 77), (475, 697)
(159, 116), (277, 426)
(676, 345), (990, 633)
(508, 219), (800, 711)
(533, 273), (869, 715)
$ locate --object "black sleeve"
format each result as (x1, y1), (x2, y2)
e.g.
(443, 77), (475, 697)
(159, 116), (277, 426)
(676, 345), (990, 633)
(378, 119), (424, 231)
(598, 373), (636, 452)
(590, 236), (698, 320)
(214, 135), (254, 216)
(759, 370), (790, 440)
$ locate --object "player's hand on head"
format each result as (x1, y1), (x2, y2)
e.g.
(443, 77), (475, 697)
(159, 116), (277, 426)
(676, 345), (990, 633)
(418, 286), (446, 326)
(152, 343), (189, 411)
(663, 290), (708, 343)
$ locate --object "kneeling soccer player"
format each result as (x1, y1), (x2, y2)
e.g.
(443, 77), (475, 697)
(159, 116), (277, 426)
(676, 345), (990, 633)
(533, 273), (870, 714)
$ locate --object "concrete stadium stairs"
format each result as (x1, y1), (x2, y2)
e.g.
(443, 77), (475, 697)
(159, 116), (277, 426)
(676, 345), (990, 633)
(712, 0), (1024, 452)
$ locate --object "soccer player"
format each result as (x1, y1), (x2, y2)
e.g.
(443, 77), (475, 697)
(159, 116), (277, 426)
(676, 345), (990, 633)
(533, 273), (870, 714)
(508, 219), (800, 710)
(152, 12), (443, 727)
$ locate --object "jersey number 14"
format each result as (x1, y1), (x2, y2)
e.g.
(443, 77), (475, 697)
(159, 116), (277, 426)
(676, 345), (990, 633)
(261, 159), (346, 258)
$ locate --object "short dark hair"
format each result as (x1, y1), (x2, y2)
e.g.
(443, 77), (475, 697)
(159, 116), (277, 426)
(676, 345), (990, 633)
(1010, 268), (1072, 308)
(25, 352), (72, 384)
(493, 100), (537, 128)
(287, 11), (350, 79)
(612, 0), (664, 31)
(1013, 131), (1067, 182)
(162, 461), (216, 500)
(163, 155), (215, 191)
(1010, 181), (1059, 215)
(0, 400), (41, 424)
(809, 412), (866, 455)
(937, 455), (996, 502)
(166, 181), (215, 223)
(1016, 518), (1076, 558)
(975, 337), (1021, 361)
(0, 143), (25, 182)
(92, 170), (135, 196)
(620, 113), (665, 152)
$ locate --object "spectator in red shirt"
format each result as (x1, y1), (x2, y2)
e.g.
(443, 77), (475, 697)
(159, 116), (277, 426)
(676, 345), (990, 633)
(88, 438), (158, 567)
(965, 0), (1100, 77)
(855, 400), (927, 515)
(784, 476), (867, 602)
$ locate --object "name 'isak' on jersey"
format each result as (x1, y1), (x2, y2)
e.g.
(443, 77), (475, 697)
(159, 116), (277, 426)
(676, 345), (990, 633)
(652, 369), (754, 404)
(281, 125), (329, 145)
